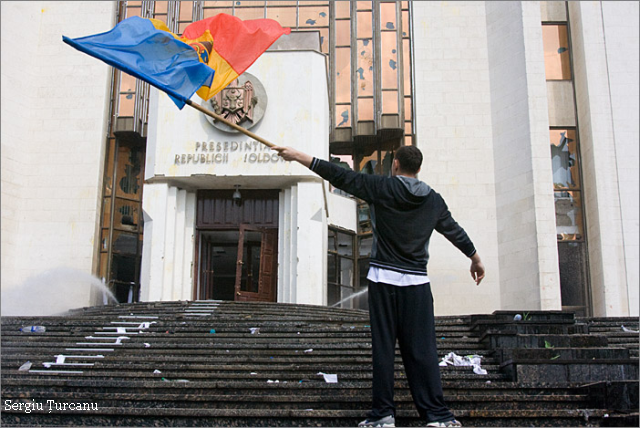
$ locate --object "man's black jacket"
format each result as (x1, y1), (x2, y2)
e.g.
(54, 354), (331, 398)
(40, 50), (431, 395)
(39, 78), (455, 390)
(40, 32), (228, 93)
(310, 158), (476, 275)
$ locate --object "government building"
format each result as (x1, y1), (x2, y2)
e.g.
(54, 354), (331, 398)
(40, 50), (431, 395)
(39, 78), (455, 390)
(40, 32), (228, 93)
(1, 1), (638, 318)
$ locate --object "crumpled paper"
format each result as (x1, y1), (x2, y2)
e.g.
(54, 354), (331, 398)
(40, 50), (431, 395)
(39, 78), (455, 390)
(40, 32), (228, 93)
(439, 351), (487, 375)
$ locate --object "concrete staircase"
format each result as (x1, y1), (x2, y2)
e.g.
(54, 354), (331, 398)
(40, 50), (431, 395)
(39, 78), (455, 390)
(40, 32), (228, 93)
(1, 301), (638, 426)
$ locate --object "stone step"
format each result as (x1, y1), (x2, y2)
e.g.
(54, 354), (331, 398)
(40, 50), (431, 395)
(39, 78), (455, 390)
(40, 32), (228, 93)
(0, 406), (610, 427)
(0, 390), (589, 410)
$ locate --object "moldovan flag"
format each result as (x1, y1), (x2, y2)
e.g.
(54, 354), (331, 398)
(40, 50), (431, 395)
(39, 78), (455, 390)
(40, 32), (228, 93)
(181, 14), (291, 100)
(63, 16), (215, 109)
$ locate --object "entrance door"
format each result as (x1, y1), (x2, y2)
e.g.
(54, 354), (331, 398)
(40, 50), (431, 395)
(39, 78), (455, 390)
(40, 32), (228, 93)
(235, 225), (277, 302)
(197, 228), (277, 302)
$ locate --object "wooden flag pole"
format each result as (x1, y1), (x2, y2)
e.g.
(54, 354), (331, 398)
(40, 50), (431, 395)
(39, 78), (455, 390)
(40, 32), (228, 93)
(185, 99), (275, 148)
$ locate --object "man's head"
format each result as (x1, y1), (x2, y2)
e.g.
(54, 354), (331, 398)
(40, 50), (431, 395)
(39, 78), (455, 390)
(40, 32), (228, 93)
(392, 145), (422, 177)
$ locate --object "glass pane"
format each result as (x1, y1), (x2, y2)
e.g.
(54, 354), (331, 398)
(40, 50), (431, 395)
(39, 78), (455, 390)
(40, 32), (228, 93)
(99, 253), (109, 280)
(328, 253), (337, 283)
(336, 232), (353, 256)
(404, 97), (412, 120)
(235, 7), (265, 20)
(118, 92), (135, 117)
(115, 145), (144, 199)
(204, 1), (234, 6)
(125, 7), (141, 18)
(266, 7), (297, 27)
(154, 2), (168, 14)
(555, 190), (584, 241)
(542, 24), (571, 80)
(240, 230), (262, 293)
(300, 6), (329, 28)
(383, 90), (398, 114)
(327, 283), (340, 306)
(102, 199), (112, 228)
(357, 39), (374, 96)
(104, 139), (115, 196)
(335, 2), (350, 19)
(358, 97), (374, 121)
(179, 2), (193, 21)
(403, 38), (412, 92)
(402, 9), (409, 37)
(115, 198), (140, 230)
(328, 229), (336, 251)
(336, 47), (351, 104)
(357, 11), (372, 36)
(120, 72), (136, 93)
(112, 231), (139, 255)
(358, 151), (377, 174)
(340, 258), (353, 286)
(380, 2), (396, 31)
(336, 106), (351, 127)
(235, 0), (266, 6)
(204, 7), (233, 17)
(336, 19), (351, 46)
(558, 242), (588, 308)
(550, 129), (580, 189)
(381, 31), (398, 89)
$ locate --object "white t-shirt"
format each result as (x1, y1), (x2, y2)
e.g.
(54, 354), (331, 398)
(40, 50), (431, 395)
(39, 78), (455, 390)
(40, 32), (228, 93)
(367, 266), (430, 286)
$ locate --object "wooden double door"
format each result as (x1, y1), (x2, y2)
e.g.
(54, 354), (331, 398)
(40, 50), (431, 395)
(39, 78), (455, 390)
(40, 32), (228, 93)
(196, 190), (279, 302)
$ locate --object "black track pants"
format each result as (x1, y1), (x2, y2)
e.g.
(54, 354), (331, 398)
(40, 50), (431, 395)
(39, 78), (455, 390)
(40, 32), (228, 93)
(366, 280), (454, 422)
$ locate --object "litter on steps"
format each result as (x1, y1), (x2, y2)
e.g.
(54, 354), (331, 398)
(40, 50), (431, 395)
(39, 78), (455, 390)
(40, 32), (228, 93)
(439, 351), (488, 375)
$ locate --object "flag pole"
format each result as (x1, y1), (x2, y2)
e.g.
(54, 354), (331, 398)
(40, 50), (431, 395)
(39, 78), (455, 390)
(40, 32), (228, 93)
(185, 99), (275, 148)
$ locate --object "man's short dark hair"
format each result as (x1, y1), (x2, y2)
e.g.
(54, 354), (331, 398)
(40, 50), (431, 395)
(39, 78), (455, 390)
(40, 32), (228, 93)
(395, 145), (423, 174)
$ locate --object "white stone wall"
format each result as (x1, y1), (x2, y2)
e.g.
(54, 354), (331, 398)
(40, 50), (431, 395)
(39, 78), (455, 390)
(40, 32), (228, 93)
(1, 1), (115, 314)
(139, 184), (196, 302)
(412, 2), (502, 315)
(569, 2), (632, 316)
(485, 1), (561, 311)
(601, 1), (639, 316)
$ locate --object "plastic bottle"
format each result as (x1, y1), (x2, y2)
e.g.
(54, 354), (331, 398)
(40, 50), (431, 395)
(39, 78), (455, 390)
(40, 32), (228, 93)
(20, 326), (46, 333)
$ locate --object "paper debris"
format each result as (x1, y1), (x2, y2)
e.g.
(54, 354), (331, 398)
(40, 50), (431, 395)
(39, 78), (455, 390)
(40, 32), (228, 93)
(251, 372), (258, 375)
(439, 352), (487, 375)
(19, 361), (32, 371)
(267, 380), (279, 383)
(154, 369), (162, 374)
(144, 343), (151, 348)
(250, 328), (260, 334)
(304, 349), (313, 353)
(622, 325), (639, 333)
(317, 372), (338, 383)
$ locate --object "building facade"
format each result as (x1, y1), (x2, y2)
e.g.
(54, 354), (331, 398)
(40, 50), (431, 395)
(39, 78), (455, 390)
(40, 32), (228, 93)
(1, 1), (638, 317)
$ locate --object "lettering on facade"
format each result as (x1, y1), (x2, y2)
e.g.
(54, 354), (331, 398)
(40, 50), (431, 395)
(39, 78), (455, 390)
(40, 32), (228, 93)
(174, 140), (284, 165)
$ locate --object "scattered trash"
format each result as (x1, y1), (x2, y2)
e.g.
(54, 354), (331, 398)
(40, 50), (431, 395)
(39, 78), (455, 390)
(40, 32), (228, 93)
(622, 325), (639, 333)
(486, 380), (491, 384)
(209, 329), (216, 334)
(154, 369), (162, 374)
(439, 352), (487, 375)
(250, 372), (258, 375)
(138, 322), (156, 329)
(144, 343), (151, 348)
(513, 314), (522, 321)
(20, 325), (46, 333)
(305, 409), (314, 411)
(19, 361), (32, 371)
(250, 328), (260, 335)
(304, 349), (313, 353)
(267, 380), (279, 383)
(116, 327), (128, 334)
(317, 372), (338, 383)
(114, 336), (129, 345)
